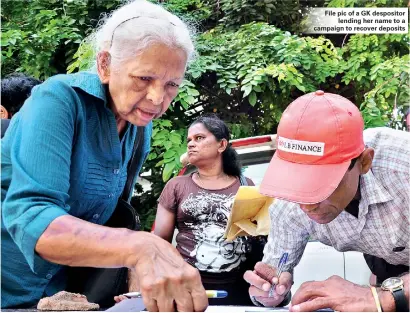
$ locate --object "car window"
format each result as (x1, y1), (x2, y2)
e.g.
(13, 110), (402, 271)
(241, 162), (270, 186)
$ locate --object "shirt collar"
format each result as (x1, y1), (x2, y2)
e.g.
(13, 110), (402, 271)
(70, 72), (108, 106)
(358, 170), (394, 219)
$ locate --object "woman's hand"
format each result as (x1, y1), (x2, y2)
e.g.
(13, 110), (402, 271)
(36, 216), (208, 311)
(114, 295), (128, 303)
(114, 269), (140, 303)
(128, 232), (208, 312)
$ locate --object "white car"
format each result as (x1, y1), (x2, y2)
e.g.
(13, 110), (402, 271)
(180, 134), (371, 295)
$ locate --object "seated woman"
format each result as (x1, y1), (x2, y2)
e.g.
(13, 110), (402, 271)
(154, 114), (259, 306)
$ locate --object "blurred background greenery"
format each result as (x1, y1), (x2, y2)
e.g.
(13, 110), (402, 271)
(2, 0), (408, 230)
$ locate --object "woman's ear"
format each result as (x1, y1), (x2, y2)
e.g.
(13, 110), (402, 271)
(97, 51), (111, 84)
(218, 139), (228, 154)
(1, 105), (9, 119)
(359, 147), (374, 174)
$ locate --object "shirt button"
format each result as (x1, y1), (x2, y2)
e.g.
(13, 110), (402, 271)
(113, 169), (120, 174)
(93, 214), (99, 220)
(108, 193), (113, 198)
(46, 274), (53, 280)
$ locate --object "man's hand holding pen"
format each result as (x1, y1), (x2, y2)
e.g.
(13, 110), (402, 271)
(244, 261), (293, 307)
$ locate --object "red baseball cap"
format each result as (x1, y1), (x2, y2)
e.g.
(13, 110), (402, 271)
(259, 90), (365, 204)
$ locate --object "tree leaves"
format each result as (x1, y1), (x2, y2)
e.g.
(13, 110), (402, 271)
(248, 91), (257, 106)
(341, 32), (409, 129)
(162, 162), (175, 182)
(1, 0), (123, 79)
(3, 0), (408, 231)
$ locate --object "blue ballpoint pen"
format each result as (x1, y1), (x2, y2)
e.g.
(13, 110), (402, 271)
(122, 290), (228, 299)
(268, 252), (289, 298)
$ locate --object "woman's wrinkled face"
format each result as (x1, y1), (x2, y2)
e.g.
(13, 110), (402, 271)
(98, 43), (187, 126)
(187, 123), (226, 166)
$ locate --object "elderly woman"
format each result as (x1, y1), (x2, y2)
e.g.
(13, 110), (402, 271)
(1, 0), (207, 311)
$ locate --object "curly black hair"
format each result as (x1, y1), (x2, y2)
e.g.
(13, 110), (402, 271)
(1, 73), (42, 116)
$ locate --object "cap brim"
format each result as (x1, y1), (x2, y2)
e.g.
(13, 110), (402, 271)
(259, 154), (350, 204)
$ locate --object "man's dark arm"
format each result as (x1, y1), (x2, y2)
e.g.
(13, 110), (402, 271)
(378, 273), (409, 311)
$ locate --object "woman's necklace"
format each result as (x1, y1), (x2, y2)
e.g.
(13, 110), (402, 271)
(196, 172), (227, 186)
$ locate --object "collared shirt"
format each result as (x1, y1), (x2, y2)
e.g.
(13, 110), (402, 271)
(263, 127), (410, 273)
(1, 72), (152, 308)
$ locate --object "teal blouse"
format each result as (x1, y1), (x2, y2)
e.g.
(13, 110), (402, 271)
(1, 72), (152, 308)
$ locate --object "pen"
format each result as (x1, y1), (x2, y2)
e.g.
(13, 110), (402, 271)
(122, 290), (228, 299)
(268, 252), (288, 298)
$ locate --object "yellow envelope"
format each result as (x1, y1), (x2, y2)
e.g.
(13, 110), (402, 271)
(224, 186), (274, 241)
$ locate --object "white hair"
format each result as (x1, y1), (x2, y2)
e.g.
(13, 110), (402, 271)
(90, 0), (196, 69)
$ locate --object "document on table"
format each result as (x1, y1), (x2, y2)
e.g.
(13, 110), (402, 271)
(105, 302), (289, 312)
(205, 306), (290, 312)
(105, 298), (145, 311)
(105, 300), (333, 312)
(205, 306), (333, 312)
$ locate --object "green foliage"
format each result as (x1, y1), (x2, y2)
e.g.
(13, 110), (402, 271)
(341, 34), (407, 88)
(186, 23), (342, 135)
(1, 0), (124, 79)
(339, 33), (409, 128)
(172, 80), (201, 110)
(156, 0), (212, 23)
(218, 0), (280, 26)
(3, 0), (409, 230)
(217, 0), (325, 32)
(323, 0), (409, 129)
(360, 55), (409, 128)
(151, 119), (187, 182)
(67, 41), (95, 73)
(326, 0), (408, 8)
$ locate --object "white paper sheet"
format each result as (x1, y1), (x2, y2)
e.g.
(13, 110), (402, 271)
(105, 298), (146, 312)
(205, 305), (333, 312)
(205, 306), (290, 312)
(104, 301), (333, 312)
